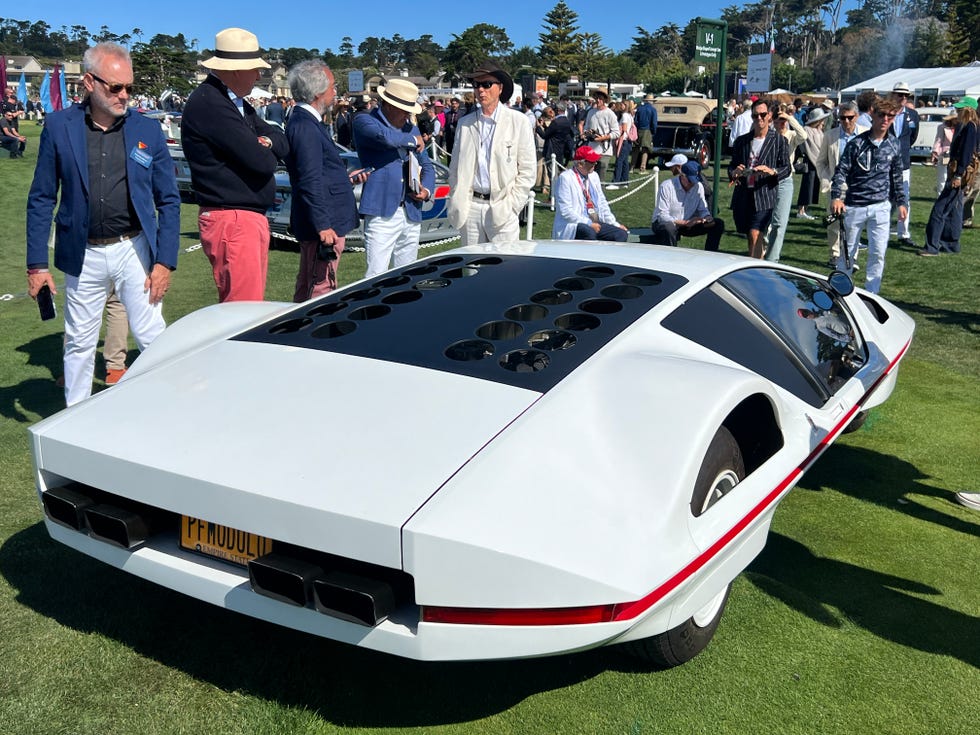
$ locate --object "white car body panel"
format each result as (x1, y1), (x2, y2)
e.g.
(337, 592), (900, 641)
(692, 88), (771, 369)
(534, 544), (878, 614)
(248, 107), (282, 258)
(29, 241), (915, 662)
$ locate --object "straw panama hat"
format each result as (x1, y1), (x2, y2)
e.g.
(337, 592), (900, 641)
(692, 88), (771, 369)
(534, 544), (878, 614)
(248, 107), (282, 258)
(377, 78), (423, 114)
(201, 28), (270, 70)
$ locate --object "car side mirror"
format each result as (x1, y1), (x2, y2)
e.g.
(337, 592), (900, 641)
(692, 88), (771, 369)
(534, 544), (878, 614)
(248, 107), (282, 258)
(827, 270), (854, 297)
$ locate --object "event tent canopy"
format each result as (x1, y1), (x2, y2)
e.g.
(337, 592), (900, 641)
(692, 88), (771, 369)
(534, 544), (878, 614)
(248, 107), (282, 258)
(840, 63), (980, 101)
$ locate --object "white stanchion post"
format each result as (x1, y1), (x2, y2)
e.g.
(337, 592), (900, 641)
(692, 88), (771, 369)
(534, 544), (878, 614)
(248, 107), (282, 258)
(549, 154), (557, 209)
(525, 193), (535, 240)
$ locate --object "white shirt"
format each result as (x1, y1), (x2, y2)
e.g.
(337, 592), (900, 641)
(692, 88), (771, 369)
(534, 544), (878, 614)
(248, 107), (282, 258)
(474, 103), (501, 195)
(729, 109), (753, 145)
(654, 177), (710, 224)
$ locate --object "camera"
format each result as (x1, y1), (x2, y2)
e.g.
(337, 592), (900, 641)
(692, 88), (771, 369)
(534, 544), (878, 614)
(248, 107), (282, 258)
(316, 243), (338, 262)
(583, 129), (598, 142)
(823, 211), (842, 227)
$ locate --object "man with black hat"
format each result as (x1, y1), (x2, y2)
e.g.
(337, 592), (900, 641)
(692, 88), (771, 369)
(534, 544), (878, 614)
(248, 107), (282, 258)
(448, 59), (536, 245)
(181, 27), (288, 303)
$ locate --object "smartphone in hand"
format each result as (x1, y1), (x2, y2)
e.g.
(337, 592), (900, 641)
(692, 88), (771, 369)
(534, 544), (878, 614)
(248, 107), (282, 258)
(37, 284), (56, 321)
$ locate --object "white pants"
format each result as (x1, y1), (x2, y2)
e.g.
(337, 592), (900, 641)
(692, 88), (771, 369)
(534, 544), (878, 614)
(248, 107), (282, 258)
(841, 201), (890, 294)
(63, 234), (165, 406)
(460, 198), (520, 246)
(895, 168), (911, 238)
(364, 207), (422, 278)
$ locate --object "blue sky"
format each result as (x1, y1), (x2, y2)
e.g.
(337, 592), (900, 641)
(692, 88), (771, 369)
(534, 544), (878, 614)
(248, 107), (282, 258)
(30, 1), (740, 56)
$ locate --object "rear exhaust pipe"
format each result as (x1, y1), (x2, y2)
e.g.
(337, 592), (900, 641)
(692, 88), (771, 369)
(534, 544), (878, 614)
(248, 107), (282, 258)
(42, 485), (96, 531)
(248, 553), (323, 607)
(83, 504), (150, 549)
(313, 570), (395, 626)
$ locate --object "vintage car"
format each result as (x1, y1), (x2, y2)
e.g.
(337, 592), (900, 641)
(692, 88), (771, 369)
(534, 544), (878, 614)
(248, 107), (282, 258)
(169, 144), (458, 245)
(910, 106), (949, 161)
(651, 96), (726, 167)
(29, 242), (913, 668)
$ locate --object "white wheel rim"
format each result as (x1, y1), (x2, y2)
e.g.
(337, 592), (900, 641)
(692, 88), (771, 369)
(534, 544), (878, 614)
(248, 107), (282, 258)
(698, 468), (740, 514)
(692, 587), (728, 628)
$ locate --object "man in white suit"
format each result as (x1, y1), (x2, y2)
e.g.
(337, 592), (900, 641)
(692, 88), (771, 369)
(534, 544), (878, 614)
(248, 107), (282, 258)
(816, 101), (867, 266)
(448, 60), (536, 245)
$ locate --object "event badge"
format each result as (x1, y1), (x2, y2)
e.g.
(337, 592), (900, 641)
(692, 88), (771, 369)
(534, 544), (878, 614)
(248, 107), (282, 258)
(130, 142), (153, 168)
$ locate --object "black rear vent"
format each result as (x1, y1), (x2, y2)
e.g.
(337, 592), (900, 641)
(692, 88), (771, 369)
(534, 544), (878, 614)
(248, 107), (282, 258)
(233, 254), (686, 391)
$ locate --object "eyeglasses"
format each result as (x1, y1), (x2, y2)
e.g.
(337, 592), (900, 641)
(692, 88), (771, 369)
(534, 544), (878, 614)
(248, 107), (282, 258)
(751, 112), (769, 119)
(473, 80), (499, 90)
(90, 73), (134, 95)
(840, 115), (856, 121)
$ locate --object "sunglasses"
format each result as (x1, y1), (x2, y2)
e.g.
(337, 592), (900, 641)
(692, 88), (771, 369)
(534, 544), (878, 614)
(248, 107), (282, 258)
(840, 115), (856, 121)
(90, 73), (134, 95)
(875, 111), (897, 118)
(751, 112), (769, 119)
(473, 80), (499, 90)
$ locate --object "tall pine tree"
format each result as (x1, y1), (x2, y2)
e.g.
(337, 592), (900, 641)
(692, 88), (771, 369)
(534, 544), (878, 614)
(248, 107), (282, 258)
(539, 2), (580, 78)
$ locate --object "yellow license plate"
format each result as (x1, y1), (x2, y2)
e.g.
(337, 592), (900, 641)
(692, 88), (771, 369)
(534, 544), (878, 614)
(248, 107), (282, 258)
(179, 516), (273, 566)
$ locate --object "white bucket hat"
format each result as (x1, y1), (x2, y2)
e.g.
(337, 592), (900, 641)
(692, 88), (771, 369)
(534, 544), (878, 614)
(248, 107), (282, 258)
(377, 78), (423, 114)
(200, 28), (270, 70)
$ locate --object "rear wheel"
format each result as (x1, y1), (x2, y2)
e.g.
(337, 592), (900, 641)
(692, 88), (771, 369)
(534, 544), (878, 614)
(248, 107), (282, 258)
(624, 426), (744, 668)
(842, 409), (869, 434)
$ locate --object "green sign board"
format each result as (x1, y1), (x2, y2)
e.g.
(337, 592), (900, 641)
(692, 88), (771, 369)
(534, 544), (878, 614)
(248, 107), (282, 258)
(695, 24), (724, 62)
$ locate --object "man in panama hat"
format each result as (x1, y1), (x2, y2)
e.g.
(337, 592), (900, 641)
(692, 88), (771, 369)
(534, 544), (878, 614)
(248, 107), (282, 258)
(182, 28), (288, 302)
(353, 77), (436, 277)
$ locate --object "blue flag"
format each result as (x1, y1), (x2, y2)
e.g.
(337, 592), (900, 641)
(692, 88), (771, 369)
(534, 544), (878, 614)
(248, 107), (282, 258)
(59, 68), (68, 108)
(39, 71), (51, 113)
(17, 73), (27, 105)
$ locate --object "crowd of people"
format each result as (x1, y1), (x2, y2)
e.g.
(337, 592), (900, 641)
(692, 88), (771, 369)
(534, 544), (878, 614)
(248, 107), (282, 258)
(18, 30), (979, 441)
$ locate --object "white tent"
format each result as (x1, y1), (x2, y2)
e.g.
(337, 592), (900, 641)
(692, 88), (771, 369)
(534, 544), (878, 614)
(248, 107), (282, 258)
(840, 63), (980, 102)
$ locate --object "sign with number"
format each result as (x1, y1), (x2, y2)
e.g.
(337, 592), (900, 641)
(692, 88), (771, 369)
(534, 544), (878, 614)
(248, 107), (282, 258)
(695, 25), (724, 62)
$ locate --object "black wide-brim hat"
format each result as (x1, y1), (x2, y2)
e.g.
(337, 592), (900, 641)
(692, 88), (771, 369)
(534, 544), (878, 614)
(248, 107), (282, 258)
(465, 60), (514, 104)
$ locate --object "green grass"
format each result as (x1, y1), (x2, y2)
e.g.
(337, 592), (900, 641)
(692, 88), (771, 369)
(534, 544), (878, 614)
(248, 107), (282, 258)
(1, 122), (978, 734)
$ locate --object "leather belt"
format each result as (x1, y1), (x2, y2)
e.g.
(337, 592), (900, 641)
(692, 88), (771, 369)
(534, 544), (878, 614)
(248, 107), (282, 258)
(88, 229), (142, 246)
(472, 191), (491, 200)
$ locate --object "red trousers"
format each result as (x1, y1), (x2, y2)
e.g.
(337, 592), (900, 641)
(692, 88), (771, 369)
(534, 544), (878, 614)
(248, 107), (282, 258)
(199, 207), (269, 302)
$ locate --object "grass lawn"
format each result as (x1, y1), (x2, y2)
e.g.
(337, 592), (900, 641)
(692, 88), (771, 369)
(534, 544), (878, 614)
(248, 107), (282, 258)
(0, 121), (977, 735)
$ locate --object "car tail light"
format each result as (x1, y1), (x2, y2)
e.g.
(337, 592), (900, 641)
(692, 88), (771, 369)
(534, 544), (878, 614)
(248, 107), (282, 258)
(421, 604), (619, 626)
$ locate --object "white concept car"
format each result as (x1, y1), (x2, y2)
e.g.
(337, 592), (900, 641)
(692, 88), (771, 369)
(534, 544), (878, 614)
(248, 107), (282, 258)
(29, 242), (914, 668)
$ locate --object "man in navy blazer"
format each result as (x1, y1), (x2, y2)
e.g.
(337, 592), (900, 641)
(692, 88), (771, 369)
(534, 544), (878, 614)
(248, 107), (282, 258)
(284, 61), (363, 301)
(26, 42), (179, 406)
(353, 78), (435, 278)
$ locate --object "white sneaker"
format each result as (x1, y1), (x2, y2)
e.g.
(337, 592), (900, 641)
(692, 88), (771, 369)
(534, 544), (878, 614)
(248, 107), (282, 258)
(955, 492), (980, 511)
(796, 212), (816, 220)
(607, 185), (621, 190)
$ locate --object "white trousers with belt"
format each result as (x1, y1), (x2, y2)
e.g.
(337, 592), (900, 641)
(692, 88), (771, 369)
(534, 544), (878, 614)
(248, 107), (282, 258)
(63, 234), (165, 406)
(364, 206), (422, 278)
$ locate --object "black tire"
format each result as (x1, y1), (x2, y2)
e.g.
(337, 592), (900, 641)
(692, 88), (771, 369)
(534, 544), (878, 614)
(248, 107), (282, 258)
(842, 409), (868, 434)
(623, 426), (744, 668)
(694, 138), (712, 167)
(690, 426), (745, 517)
(623, 582), (732, 668)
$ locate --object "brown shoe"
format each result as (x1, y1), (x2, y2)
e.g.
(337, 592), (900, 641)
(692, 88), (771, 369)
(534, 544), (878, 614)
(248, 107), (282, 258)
(105, 368), (127, 385)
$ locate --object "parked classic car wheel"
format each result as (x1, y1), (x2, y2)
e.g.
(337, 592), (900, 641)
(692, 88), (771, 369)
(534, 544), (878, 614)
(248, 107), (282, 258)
(842, 409), (869, 434)
(624, 426), (743, 667)
(694, 138), (712, 167)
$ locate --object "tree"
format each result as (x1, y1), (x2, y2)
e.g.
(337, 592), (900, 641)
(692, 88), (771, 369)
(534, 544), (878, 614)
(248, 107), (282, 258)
(538, 1), (580, 78)
(442, 24), (513, 80)
(339, 37), (355, 61)
(575, 32), (610, 84)
(131, 43), (197, 95)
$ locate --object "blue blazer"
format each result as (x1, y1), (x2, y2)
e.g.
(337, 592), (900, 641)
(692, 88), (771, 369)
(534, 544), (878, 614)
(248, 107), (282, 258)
(890, 107), (920, 170)
(284, 106), (359, 240)
(26, 104), (181, 276)
(352, 107), (435, 222)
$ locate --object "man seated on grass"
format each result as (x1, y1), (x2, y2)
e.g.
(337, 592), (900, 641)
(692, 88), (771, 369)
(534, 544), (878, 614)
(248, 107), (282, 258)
(651, 161), (725, 250)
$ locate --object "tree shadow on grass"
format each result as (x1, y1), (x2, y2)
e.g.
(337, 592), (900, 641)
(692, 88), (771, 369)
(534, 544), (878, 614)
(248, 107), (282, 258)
(798, 442), (980, 539)
(746, 532), (980, 669)
(0, 523), (619, 727)
(889, 298), (979, 335)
